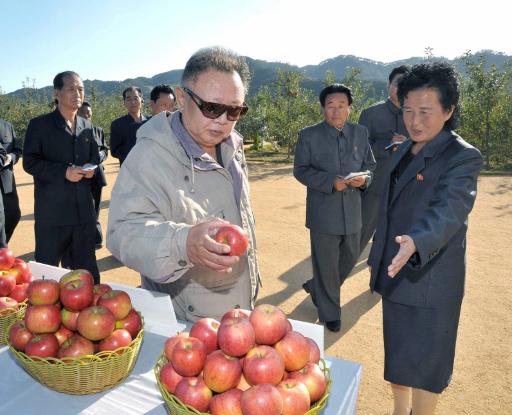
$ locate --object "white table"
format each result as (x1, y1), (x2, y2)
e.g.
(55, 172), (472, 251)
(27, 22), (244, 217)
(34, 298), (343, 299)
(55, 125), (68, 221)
(0, 265), (362, 414)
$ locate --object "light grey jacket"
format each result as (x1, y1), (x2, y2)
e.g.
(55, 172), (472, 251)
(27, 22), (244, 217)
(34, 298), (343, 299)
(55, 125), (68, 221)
(106, 111), (260, 321)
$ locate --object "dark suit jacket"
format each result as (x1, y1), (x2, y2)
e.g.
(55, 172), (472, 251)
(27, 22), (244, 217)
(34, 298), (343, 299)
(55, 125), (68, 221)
(110, 114), (148, 165)
(23, 110), (100, 226)
(368, 130), (483, 307)
(0, 118), (22, 194)
(294, 120), (376, 235)
(92, 125), (108, 187)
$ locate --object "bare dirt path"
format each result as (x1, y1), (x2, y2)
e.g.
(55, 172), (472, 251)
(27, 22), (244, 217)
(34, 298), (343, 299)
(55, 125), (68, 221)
(10, 160), (511, 415)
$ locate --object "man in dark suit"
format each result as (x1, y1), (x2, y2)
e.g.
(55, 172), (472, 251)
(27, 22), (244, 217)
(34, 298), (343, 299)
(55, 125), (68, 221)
(294, 84), (376, 332)
(0, 118), (21, 242)
(110, 86), (148, 166)
(23, 71), (101, 283)
(358, 65), (410, 254)
(78, 102), (108, 248)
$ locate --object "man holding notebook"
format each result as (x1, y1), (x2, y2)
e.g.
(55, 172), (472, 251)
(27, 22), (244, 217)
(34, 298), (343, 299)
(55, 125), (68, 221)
(294, 84), (375, 332)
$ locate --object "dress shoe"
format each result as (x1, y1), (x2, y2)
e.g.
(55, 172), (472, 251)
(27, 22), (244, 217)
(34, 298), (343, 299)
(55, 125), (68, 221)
(325, 320), (341, 332)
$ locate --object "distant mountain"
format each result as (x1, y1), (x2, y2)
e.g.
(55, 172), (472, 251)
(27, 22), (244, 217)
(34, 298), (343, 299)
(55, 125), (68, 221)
(7, 50), (511, 101)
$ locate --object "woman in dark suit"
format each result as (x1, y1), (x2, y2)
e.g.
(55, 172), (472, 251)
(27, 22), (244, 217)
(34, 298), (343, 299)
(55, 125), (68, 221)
(368, 62), (483, 415)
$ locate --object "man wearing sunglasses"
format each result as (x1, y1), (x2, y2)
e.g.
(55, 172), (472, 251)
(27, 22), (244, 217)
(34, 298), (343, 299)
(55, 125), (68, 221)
(107, 47), (260, 322)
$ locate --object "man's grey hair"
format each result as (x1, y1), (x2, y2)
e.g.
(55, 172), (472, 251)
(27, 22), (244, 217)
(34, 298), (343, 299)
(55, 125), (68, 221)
(181, 46), (251, 90)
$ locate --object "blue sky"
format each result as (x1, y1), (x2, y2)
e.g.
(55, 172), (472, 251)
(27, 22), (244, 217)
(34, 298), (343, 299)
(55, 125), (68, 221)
(1, 0), (510, 93)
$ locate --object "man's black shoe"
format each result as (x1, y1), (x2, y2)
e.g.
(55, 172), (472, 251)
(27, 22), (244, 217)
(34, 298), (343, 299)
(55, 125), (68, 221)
(325, 320), (341, 332)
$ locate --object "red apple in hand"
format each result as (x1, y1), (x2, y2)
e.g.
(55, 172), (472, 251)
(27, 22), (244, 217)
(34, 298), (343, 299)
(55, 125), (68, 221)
(61, 308), (80, 331)
(76, 305), (116, 341)
(58, 334), (95, 360)
(243, 345), (285, 386)
(115, 308), (142, 338)
(8, 320), (34, 351)
(159, 362), (184, 394)
(210, 388), (243, 415)
(249, 304), (288, 345)
(0, 247), (15, 270)
(174, 377), (212, 413)
(171, 337), (207, 377)
(241, 384), (283, 415)
(274, 330), (310, 371)
(27, 279), (60, 305)
(25, 333), (59, 358)
(0, 272), (16, 296)
(59, 269), (94, 288)
(0, 296), (18, 310)
(190, 317), (220, 354)
(214, 224), (249, 256)
(98, 328), (132, 352)
(60, 279), (94, 311)
(25, 304), (61, 334)
(9, 283), (29, 303)
(97, 290), (132, 320)
(288, 362), (328, 403)
(277, 379), (311, 415)
(11, 258), (32, 283)
(203, 349), (242, 393)
(164, 332), (189, 361)
(217, 317), (255, 357)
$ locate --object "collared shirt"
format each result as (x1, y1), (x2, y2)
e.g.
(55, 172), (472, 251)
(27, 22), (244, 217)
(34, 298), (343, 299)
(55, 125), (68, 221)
(110, 113), (149, 165)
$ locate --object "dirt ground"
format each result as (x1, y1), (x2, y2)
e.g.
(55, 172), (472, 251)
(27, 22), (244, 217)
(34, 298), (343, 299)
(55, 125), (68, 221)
(9, 160), (512, 415)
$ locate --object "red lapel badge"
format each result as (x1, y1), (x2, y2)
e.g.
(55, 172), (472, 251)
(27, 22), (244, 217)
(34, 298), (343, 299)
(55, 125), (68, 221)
(416, 173), (424, 181)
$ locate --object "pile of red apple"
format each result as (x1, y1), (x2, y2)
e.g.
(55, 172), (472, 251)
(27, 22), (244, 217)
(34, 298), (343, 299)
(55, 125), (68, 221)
(8, 269), (142, 360)
(158, 304), (328, 415)
(0, 247), (33, 315)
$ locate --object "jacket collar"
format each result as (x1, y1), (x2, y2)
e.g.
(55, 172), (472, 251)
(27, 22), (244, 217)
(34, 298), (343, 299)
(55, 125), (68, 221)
(51, 109), (86, 135)
(321, 120), (351, 139)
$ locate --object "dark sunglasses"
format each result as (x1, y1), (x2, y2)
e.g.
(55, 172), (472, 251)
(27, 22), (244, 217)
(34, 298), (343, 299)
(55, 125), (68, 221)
(182, 87), (249, 121)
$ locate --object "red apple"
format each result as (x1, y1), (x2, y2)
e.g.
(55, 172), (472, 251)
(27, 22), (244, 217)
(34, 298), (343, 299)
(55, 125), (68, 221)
(76, 305), (116, 341)
(241, 384), (283, 415)
(61, 308), (80, 331)
(98, 328), (132, 352)
(59, 269), (94, 288)
(170, 337), (207, 377)
(305, 337), (321, 364)
(174, 376), (212, 413)
(288, 362), (328, 403)
(25, 333), (59, 358)
(164, 332), (190, 361)
(277, 379), (311, 415)
(249, 304), (288, 345)
(274, 330), (310, 371)
(58, 334), (95, 360)
(203, 349), (242, 393)
(220, 308), (251, 323)
(0, 296), (18, 310)
(54, 325), (74, 346)
(243, 345), (285, 386)
(92, 283), (112, 305)
(8, 320), (34, 351)
(0, 271), (16, 296)
(190, 317), (220, 354)
(210, 388), (243, 415)
(97, 290), (132, 320)
(27, 278), (60, 305)
(0, 247), (15, 270)
(159, 361), (184, 394)
(11, 258), (32, 283)
(214, 224), (249, 256)
(217, 317), (255, 357)
(60, 279), (94, 311)
(25, 304), (61, 334)
(115, 308), (142, 338)
(8, 283), (29, 303)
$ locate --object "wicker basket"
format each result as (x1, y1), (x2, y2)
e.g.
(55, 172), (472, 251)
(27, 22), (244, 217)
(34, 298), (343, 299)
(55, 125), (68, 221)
(6, 317), (144, 395)
(154, 353), (332, 415)
(0, 300), (28, 345)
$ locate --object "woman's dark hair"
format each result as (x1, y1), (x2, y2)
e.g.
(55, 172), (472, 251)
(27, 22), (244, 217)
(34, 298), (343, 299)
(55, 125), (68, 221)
(181, 46), (251, 90)
(53, 71), (81, 90)
(319, 84), (353, 107)
(397, 62), (460, 130)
